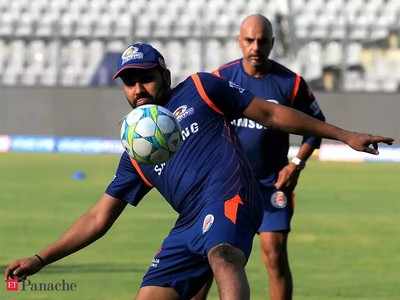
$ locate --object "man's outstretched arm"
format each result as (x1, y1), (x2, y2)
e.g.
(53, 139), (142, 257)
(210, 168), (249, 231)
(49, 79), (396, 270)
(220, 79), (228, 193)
(4, 194), (127, 281)
(244, 97), (394, 154)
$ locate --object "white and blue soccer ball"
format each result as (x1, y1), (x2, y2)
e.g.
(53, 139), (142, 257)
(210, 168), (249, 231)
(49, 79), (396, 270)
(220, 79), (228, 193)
(120, 104), (182, 164)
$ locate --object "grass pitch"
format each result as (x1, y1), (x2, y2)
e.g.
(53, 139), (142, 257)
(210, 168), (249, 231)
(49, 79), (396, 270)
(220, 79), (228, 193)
(1, 153), (399, 300)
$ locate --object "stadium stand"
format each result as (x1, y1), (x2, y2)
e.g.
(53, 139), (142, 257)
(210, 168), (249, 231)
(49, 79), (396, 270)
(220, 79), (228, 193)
(0, 0), (399, 91)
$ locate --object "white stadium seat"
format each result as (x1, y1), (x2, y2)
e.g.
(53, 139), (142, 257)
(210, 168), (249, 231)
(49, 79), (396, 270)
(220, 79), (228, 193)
(0, 0), (399, 89)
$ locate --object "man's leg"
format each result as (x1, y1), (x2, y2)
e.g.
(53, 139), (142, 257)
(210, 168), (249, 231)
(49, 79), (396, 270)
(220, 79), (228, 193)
(136, 286), (180, 300)
(190, 277), (213, 300)
(259, 231), (292, 300)
(207, 243), (250, 300)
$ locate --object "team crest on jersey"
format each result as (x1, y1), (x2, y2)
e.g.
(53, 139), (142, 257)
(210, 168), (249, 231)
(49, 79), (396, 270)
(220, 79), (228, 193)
(173, 105), (194, 122)
(202, 214), (214, 234)
(271, 191), (287, 208)
(121, 46), (143, 64)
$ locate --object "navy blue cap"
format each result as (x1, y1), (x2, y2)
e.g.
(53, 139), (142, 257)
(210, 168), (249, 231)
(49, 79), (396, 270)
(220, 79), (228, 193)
(113, 43), (167, 79)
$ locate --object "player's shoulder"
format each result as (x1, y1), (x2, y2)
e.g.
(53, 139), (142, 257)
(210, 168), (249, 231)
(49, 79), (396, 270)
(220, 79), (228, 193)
(213, 59), (242, 77)
(268, 59), (298, 78)
(186, 71), (225, 86)
(172, 73), (225, 99)
(217, 59), (241, 71)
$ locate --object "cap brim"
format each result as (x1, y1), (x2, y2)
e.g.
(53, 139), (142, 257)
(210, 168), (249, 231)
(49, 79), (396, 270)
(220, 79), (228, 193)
(112, 63), (159, 80)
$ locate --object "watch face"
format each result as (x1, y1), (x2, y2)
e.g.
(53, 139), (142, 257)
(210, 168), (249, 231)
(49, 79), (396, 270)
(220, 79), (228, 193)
(291, 157), (305, 169)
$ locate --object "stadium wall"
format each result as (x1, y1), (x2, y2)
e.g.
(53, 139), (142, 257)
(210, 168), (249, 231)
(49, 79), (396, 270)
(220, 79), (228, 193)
(1, 88), (398, 139)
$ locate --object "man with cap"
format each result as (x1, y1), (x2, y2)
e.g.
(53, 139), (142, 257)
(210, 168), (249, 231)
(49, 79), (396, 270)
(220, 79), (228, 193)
(4, 42), (393, 300)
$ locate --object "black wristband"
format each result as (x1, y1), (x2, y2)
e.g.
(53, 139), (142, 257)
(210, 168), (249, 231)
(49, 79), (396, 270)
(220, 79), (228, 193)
(34, 254), (45, 266)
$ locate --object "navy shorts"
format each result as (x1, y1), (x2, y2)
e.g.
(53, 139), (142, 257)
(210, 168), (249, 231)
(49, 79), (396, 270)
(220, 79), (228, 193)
(258, 186), (294, 233)
(141, 196), (261, 299)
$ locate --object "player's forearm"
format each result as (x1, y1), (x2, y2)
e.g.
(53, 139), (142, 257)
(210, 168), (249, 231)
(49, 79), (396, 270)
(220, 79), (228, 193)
(37, 211), (109, 266)
(245, 98), (351, 143)
(272, 105), (349, 142)
(296, 143), (316, 161)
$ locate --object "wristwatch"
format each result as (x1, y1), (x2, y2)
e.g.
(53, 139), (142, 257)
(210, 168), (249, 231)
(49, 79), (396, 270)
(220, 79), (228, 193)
(291, 156), (306, 170)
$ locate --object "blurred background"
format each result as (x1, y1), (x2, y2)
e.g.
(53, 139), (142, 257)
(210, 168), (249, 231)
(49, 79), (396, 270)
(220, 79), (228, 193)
(0, 0), (399, 159)
(0, 0), (400, 90)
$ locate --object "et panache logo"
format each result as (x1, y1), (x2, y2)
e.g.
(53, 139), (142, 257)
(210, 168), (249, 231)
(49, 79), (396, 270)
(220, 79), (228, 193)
(6, 278), (77, 292)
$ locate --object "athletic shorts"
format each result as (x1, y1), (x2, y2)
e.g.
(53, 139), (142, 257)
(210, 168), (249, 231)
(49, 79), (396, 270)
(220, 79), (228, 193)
(140, 196), (261, 299)
(258, 186), (295, 233)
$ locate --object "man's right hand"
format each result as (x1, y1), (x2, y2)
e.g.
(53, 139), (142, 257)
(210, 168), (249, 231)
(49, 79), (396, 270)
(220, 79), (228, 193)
(4, 256), (44, 282)
(343, 132), (394, 155)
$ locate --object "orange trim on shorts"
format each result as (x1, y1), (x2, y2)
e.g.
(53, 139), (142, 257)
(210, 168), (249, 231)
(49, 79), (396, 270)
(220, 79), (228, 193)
(130, 158), (153, 187)
(224, 194), (243, 224)
(289, 74), (301, 105)
(191, 73), (223, 115)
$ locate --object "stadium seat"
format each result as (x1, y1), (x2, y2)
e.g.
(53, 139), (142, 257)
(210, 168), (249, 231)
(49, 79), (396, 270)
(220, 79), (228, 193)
(184, 38), (202, 73)
(204, 39), (224, 71)
(59, 13), (78, 37)
(344, 71), (364, 91)
(113, 13), (132, 38)
(15, 12), (35, 37)
(93, 13), (112, 38)
(2, 69), (20, 86)
(106, 40), (125, 52)
(346, 42), (362, 67)
(224, 39), (241, 63)
(135, 17), (154, 37)
(40, 66), (58, 86)
(75, 14), (95, 38)
(0, 39), (8, 74)
(0, 11), (18, 36)
(323, 41), (343, 67)
(153, 15), (173, 37)
(36, 13), (57, 37)
(165, 40), (184, 76)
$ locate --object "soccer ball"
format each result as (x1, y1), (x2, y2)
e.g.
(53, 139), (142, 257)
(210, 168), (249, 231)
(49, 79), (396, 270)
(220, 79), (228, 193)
(120, 104), (182, 164)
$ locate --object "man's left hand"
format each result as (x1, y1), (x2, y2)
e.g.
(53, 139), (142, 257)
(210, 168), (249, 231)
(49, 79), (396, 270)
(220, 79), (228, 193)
(274, 163), (301, 191)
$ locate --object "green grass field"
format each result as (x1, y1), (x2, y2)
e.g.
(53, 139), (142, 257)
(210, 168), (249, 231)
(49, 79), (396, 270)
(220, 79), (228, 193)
(1, 153), (399, 300)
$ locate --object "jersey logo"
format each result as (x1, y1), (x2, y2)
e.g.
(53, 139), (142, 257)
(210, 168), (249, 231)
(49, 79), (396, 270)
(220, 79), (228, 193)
(310, 100), (322, 115)
(151, 257), (160, 268)
(231, 118), (266, 130)
(271, 191), (287, 208)
(228, 81), (245, 93)
(173, 105), (194, 122)
(202, 214), (214, 234)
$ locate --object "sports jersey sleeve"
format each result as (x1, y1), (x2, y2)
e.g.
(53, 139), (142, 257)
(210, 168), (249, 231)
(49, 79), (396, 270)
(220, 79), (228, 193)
(292, 77), (326, 148)
(197, 72), (254, 120)
(105, 152), (151, 206)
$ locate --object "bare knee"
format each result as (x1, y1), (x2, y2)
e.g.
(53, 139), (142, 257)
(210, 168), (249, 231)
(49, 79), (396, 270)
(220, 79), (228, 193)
(260, 232), (288, 272)
(135, 286), (180, 300)
(207, 244), (250, 300)
(208, 243), (246, 271)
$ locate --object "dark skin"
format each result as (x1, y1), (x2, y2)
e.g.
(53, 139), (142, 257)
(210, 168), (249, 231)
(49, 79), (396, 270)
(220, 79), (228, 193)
(238, 15), (274, 78)
(119, 67), (171, 109)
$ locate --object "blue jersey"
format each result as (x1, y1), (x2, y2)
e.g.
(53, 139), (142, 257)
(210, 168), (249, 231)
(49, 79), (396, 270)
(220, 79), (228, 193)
(214, 59), (326, 187)
(106, 72), (262, 228)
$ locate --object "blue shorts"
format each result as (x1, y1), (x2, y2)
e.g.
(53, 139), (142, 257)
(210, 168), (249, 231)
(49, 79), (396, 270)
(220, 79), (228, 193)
(258, 186), (294, 233)
(141, 196), (261, 299)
